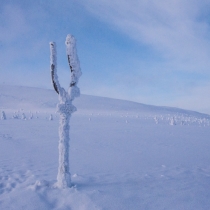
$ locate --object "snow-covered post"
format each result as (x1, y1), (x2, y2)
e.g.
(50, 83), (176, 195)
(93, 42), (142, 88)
(50, 34), (82, 188)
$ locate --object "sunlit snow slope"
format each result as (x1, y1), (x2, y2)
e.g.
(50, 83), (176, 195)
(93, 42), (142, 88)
(0, 85), (210, 210)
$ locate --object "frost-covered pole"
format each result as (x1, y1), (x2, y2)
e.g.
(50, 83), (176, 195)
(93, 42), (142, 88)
(49, 34), (82, 188)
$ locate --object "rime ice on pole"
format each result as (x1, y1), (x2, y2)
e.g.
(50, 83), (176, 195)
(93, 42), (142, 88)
(49, 34), (82, 188)
(65, 34), (82, 100)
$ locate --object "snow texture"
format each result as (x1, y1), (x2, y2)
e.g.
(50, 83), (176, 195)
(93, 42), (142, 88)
(1, 85), (210, 209)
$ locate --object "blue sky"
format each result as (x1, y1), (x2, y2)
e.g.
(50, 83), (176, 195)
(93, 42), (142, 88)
(1, 0), (210, 113)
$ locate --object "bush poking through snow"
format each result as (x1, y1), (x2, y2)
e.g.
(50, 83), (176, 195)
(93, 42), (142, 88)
(13, 112), (19, 119)
(29, 113), (33, 120)
(49, 114), (53, 121)
(170, 117), (176, 125)
(154, 116), (158, 124)
(1, 111), (6, 120)
(21, 113), (26, 120)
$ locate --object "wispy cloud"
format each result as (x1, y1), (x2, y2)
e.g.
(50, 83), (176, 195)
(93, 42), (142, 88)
(1, 0), (210, 113)
(74, 0), (210, 113)
(79, 0), (210, 72)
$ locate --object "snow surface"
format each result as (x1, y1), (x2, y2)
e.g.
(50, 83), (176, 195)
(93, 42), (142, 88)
(0, 85), (210, 209)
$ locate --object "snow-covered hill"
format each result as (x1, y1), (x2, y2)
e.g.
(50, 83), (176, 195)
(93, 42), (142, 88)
(0, 85), (210, 209)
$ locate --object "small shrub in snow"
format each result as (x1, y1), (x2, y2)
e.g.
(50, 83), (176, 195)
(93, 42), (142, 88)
(154, 116), (158, 124)
(29, 113), (33, 119)
(13, 112), (19, 119)
(21, 113), (26, 120)
(1, 111), (6, 120)
(49, 114), (53, 121)
(170, 117), (176, 125)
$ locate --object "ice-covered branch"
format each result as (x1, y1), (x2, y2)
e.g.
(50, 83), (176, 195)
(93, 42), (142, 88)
(50, 42), (61, 94)
(65, 34), (82, 100)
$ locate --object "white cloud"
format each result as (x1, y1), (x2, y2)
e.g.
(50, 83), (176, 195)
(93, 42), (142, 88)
(1, 0), (210, 114)
(78, 0), (210, 72)
(75, 0), (210, 113)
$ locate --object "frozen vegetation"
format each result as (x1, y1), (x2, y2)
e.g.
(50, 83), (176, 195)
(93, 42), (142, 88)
(50, 34), (82, 188)
(0, 85), (210, 209)
(1, 111), (6, 120)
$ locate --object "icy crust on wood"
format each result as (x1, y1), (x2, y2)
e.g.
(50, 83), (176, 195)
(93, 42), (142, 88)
(49, 42), (61, 94)
(56, 89), (76, 188)
(49, 34), (82, 188)
(65, 34), (82, 100)
(57, 88), (77, 115)
(57, 112), (71, 188)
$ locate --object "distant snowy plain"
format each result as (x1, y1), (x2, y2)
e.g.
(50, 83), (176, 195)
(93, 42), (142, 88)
(0, 85), (210, 210)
